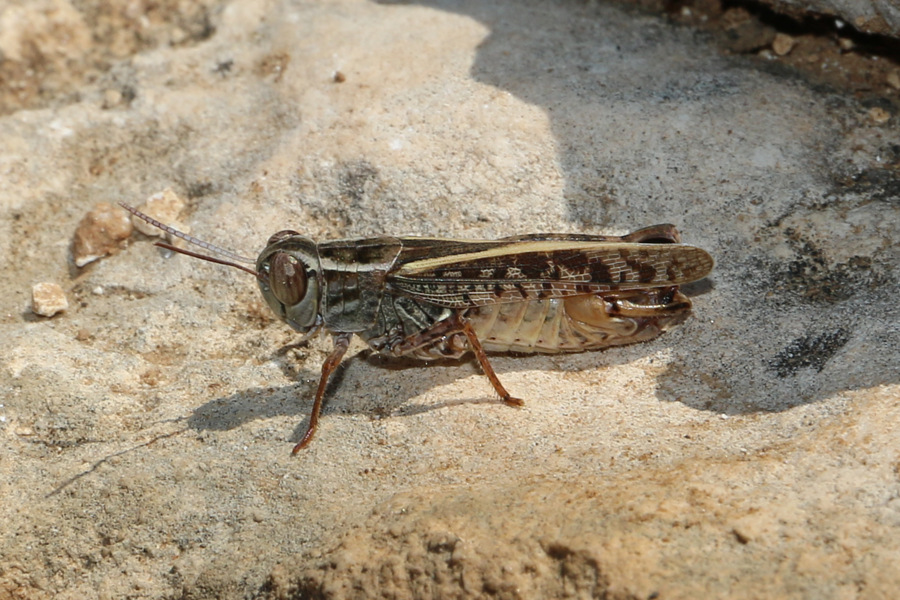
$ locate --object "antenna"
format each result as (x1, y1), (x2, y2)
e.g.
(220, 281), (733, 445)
(119, 202), (263, 280)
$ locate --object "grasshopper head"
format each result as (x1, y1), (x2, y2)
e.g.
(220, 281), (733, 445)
(256, 231), (322, 334)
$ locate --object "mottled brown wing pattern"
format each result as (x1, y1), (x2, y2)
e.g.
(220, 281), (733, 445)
(387, 240), (714, 309)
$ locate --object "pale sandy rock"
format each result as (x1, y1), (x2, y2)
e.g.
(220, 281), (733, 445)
(265, 388), (900, 598)
(31, 282), (68, 317)
(0, 0), (91, 63)
(0, 1), (898, 599)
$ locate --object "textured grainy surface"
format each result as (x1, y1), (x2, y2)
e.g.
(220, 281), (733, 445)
(763, 0), (900, 36)
(1, 1), (898, 599)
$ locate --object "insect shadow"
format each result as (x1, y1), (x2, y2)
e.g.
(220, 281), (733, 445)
(183, 336), (674, 443)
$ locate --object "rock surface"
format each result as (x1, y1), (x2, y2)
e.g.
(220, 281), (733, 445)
(763, 0), (900, 37)
(1, 0), (898, 599)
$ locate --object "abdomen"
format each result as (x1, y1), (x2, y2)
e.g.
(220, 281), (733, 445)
(465, 290), (692, 354)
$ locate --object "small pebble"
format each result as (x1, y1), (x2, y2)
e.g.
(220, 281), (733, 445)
(772, 33), (795, 56)
(131, 188), (188, 238)
(102, 89), (122, 109)
(869, 107), (890, 124)
(72, 203), (133, 267)
(32, 282), (68, 317)
(886, 71), (900, 90)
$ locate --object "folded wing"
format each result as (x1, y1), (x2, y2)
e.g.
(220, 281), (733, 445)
(387, 239), (714, 308)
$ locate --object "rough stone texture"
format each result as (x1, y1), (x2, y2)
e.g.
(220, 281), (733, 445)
(263, 399), (900, 599)
(763, 0), (900, 37)
(1, 1), (898, 599)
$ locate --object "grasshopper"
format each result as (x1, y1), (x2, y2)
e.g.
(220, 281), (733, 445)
(120, 203), (713, 452)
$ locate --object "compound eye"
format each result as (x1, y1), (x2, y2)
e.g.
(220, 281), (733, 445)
(267, 230), (300, 246)
(268, 252), (307, 306)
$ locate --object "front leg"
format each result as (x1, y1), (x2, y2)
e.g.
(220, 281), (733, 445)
(292, 332), (352, 454)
